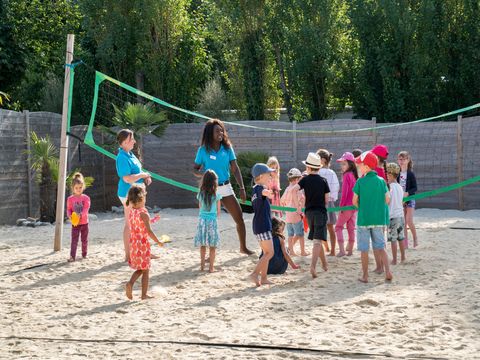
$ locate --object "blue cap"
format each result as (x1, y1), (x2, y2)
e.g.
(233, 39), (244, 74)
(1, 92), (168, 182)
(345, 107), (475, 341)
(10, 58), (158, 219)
(251, 163), (275, 179)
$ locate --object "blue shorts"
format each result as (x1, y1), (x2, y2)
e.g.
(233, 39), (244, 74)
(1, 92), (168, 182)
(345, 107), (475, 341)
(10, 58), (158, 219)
(357, 227), (385, 252)
(405, 199), (416, 208)
(287, 221), (304, 237)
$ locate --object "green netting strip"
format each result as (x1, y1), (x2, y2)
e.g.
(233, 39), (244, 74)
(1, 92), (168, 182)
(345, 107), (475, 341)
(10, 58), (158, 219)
(83, 71), (480, 212)
(66, 67), (75, 131)
(96, 71), (480, 134)
(98, 72), (211, 121)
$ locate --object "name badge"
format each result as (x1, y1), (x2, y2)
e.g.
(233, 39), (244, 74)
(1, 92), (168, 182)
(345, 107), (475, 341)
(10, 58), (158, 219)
(210, 155), (217, 160)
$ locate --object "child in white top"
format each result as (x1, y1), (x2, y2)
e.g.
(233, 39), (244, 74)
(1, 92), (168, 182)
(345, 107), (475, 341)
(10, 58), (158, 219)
(386, 163), (406, 265)
(317, 149), (340, 256)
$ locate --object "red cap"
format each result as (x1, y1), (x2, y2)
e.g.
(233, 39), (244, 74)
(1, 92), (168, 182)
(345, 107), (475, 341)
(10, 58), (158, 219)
(355, 151), (378, 169)
(371, 144), (389, 158)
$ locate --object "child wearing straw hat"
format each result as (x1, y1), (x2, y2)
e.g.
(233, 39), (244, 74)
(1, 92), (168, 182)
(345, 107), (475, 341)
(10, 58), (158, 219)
(294, 153), (330, 278)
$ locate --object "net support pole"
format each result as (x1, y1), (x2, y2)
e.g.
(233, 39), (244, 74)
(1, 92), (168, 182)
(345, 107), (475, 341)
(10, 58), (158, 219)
(292, 121), (297, 163)
(456, 115), (464, 210)
(372, 117), (377, 145)
(53, 34), (75, 251)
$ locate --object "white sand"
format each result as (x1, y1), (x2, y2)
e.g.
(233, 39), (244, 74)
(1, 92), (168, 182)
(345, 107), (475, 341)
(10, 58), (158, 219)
(1, 208), (479, 359)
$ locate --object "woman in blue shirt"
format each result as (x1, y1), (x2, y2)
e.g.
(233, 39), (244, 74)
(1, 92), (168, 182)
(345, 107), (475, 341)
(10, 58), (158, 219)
(116, 129), (152, 262)
(193, 119), (253, 255)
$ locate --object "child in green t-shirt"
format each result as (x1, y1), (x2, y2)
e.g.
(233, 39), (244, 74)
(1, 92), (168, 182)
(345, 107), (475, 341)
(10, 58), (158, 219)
(353, 151), (393, 283)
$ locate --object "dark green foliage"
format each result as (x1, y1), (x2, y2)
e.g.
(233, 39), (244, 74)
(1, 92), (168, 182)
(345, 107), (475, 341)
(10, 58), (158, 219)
(2, 0), (479, 123)
(0, 1), (26, 99)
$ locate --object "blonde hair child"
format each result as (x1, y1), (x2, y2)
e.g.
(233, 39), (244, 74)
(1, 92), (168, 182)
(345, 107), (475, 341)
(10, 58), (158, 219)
(267, 156), (283, 217)
(66, 172), (91, 262)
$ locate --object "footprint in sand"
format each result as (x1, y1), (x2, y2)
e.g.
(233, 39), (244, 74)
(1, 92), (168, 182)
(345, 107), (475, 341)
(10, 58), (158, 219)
(355, 299), (380, 307)
(188, 332), (213, 341)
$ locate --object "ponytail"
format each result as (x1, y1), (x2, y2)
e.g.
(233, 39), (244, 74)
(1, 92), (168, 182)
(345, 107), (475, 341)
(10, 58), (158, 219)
(316, 149), (332, 166)
(70, 172), (85, 192)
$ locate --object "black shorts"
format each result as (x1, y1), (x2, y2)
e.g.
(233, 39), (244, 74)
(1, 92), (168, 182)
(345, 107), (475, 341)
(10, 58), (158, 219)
(305, 209), (328, 241)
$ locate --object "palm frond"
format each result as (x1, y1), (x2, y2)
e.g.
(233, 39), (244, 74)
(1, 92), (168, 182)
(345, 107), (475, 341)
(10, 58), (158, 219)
(26, 131), (59, 180)
(66, 169), (95, 189)
(108, 102), (169, 137)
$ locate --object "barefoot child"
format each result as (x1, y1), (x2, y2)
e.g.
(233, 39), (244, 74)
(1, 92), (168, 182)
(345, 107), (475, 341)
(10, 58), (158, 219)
(386, 163), (406, 264)
(280, 168), (308, 256)
(370, 144), (389, 273)
(353, 151), (393, 283)
(125, 184), (163, 300)
(397, 151), (418, 248)
(260, 217), (300, 274)
(335, 153), (358, 257)
(249, 163), (276, 286)
(194, 170), (222, 273)
(317, 149), (340, 256)
(267, 156), (283, 218)
(295, 153), (330, 278)
(66, 172), (91, 262)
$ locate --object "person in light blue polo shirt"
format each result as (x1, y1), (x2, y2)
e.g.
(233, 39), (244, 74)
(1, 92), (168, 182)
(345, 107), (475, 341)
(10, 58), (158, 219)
(194, 119), (253, 255)
(116, 129), (152, 262)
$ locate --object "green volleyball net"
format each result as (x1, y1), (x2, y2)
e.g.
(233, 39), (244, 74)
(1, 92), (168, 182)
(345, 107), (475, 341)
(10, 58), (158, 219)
(76, 69), (480, 212)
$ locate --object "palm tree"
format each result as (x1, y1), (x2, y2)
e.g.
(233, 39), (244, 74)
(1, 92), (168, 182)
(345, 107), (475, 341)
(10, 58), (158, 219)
(101, 102), (168, 162)
(27, 131), (59, 222)
(0, 91), (10, 106)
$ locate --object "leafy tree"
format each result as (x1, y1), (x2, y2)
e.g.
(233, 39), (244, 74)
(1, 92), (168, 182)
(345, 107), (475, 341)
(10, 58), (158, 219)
(80, 0), (210, 120)
(0, 1), (26, 96)
(5, 0), (82, 110)
(27, 132), (59, 222)
(103, 102), (169, 162)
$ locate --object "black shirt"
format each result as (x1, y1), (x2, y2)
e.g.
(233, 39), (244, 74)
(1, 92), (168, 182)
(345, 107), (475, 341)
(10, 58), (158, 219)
(252, 184), (272, 234)
(298, 174), (330, 212)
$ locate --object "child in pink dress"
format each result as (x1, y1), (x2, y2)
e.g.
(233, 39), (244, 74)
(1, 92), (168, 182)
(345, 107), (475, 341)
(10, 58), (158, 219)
(334, 153), (358, 257)
(267, 156), (283, 218)
(66, 173), (91, 262)
(125, 184), (163, 300)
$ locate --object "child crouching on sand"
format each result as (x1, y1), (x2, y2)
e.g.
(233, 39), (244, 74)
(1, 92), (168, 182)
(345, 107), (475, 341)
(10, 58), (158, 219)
(353, 152), (393, 283)
(125, 184), (163, 300)
(260, 217), (300, 274)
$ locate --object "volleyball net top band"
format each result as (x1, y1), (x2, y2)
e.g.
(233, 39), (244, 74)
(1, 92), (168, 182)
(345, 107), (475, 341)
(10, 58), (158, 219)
(72, 69), (480, 213)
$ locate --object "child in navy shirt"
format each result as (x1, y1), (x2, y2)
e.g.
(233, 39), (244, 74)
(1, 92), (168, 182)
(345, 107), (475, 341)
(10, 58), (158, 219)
(249, 163), (276, 286)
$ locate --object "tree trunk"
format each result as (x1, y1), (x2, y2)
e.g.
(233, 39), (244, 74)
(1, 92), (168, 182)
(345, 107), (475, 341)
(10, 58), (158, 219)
(273, 43), (293, 121)
(240, 30), (265, 120)
(40, 163), (55, 223)
(136, 71), (145, 103)
(134, 135), (143, 164)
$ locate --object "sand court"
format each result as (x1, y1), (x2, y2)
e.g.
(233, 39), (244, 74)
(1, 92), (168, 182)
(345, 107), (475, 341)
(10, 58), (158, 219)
(1, 208), (479, 359)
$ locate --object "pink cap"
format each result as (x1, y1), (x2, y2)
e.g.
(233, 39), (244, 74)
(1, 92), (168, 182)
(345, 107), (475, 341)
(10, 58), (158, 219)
(355, 151), (378, 169)
(371, 144), (389, 158)
(336, 152), (355, 162)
